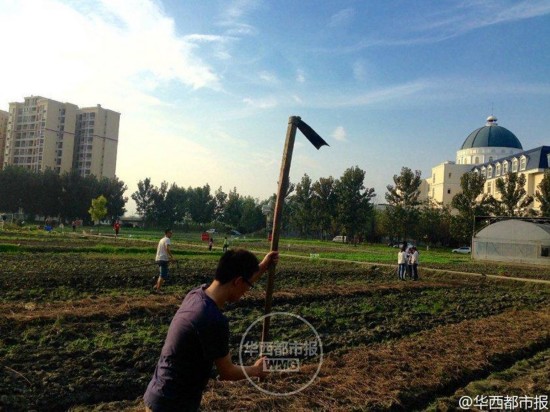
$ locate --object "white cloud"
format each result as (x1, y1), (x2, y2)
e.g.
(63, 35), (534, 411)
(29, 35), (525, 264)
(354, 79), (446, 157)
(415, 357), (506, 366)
(242, 96), (279, 109)
(310, 80), (430, 108)
(296, 69), (306, 83)
(223, 0), (262, 20)
(218, 0), (261, 36)
(332, 126), (348, 142)
(0, 0), (222, 109)
(259, 71), (279, 83)
(328, 8), (355, 28)
(325, 1), (550, 52)
(352, 61), (367, 82)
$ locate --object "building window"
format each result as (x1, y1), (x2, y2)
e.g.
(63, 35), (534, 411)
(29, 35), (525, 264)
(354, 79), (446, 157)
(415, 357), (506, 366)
(447, 189), (451, 194)
(503, 161), (509, 174)
(496, 163), (501, 176)
(448, 172), (452, 178)
(512, 158), (518, 172)
(487, 181), (492, 194)
(520, 156), (527, 171)
(481, 167), (486, 178)
(487, 166), (493, 178)
(542, 246), (550, 257)
(474, 156), (479, 163)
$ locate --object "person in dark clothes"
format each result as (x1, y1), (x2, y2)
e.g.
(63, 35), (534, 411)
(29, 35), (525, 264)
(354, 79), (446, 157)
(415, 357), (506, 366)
(143, 248), (279, 412)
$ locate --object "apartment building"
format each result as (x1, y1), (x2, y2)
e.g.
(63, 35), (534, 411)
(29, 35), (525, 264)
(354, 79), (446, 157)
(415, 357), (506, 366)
(0, 109), (8, 167)
(2, 96), (120, 178)
(74, 104), (120, 178)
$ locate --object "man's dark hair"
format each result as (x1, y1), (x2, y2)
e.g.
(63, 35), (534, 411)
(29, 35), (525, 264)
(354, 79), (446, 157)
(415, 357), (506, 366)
(165, 228), (172, 234)
(215, 248), (259, 284)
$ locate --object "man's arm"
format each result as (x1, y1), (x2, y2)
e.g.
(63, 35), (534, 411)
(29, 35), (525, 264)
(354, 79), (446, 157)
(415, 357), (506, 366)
(214, 353), (266, 381)
(250, 251), (278, 283)
(166, 243), (174, 261)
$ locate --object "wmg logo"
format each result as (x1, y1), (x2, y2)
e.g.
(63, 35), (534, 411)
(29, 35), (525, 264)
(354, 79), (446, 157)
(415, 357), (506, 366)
(263, 357), (301, 372)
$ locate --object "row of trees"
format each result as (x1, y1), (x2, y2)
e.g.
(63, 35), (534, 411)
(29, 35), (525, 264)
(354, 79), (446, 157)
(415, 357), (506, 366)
(381, 167), (550, 246)
(131, 178), (266, 233)
(2, 163), (549, 245)
(130, 167), (377, 237)
(0, 166), (127, 223)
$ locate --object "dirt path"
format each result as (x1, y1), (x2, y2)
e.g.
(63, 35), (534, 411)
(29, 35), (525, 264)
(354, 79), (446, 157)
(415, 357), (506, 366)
(280, 254), (550, 285)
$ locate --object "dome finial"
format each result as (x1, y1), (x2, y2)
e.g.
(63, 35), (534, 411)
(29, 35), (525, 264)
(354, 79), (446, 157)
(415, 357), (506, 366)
(486, 115), (498, 126)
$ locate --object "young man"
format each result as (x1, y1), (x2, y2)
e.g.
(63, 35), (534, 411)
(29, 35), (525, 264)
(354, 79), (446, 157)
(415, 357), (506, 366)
(410, 246), (419, 280)
(154, 229), (174, 292)
(143, 248), (278, 411)
(113, 220), (121, 238)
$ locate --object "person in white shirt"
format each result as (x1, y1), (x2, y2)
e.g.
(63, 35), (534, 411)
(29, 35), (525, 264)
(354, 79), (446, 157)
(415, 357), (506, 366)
(397, 246), (407, 281)
(154, 229), (174, 292)
(410, 247), (419, 281)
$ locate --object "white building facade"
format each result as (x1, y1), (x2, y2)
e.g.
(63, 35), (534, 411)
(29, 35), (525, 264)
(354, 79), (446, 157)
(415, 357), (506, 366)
(422, 116), (549, 212)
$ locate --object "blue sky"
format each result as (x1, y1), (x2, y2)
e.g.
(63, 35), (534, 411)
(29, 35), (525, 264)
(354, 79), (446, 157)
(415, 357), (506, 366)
(1, 0), (549, 213)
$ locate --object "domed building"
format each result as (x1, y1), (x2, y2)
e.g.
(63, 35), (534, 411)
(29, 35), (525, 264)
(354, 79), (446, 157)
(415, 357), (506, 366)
(421, 116), (550, 210)
(456, 116), (523, 165)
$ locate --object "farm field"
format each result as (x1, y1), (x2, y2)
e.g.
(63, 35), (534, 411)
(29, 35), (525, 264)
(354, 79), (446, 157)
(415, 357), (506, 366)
(0, 230), (549, 411)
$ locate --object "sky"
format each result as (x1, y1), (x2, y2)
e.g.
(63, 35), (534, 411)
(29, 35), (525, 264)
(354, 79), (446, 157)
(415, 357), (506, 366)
(1, 0), (549, 214)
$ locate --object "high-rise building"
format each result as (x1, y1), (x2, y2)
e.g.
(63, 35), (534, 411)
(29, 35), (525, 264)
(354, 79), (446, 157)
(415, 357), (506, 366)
(2, 96), (120, 178)
(0, 109), (8, 167)
(74, 104), (120, 178)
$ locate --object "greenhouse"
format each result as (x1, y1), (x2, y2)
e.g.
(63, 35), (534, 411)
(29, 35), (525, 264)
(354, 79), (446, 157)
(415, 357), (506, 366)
(473, 219), (550, 266)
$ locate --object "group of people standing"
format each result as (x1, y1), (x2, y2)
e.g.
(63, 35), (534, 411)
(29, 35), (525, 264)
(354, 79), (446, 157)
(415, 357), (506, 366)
(397, 243), (419, 281)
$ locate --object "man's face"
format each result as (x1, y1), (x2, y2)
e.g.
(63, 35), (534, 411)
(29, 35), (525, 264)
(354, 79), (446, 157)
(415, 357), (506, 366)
(166, 231), (173, 238)
(227, 276), (253, 303)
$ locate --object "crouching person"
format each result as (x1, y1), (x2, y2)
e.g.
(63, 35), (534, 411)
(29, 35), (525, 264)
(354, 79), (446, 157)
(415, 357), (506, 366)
(143, 248), (279, 412)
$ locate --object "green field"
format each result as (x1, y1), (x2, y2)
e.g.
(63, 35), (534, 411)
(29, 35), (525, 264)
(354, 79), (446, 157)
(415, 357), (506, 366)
(0, 229), (549, 411)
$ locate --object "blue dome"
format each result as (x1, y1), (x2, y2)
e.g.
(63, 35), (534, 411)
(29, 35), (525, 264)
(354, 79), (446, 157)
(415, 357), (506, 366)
(461, 116), (522, 150)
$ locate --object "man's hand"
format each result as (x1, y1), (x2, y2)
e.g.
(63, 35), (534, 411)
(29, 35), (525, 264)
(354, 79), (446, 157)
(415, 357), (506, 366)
(259, 251), (279, 273)
(251, 356), (268, 378)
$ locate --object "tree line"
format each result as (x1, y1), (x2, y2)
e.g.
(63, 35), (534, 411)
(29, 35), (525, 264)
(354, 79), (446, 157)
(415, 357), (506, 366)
(0, 166), (127, 223)
(1, 164), (549, 246)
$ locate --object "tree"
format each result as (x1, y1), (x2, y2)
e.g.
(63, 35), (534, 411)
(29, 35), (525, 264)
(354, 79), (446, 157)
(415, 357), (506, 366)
(535, 170), (550, 216)
(384, 167), (422, 241)
(38, 169), (62, 218)
(334, 166), (375, 240)
(311, 176), (337, 239)
(88, 195), (108, 227)
(131, 178), (160, 226)
(495, 172), (533, 216)
(239, 196), (264, 233)
(164, 184), (188, 225)
(213, 186), (227, 222)
(187, 184), (214, 224)
(98, 176), (128, 220)
(289, 174), (314, 237)
(0, 166), (36, 214)
(60, 171), (93, 223)
(224, 188), (243, 229)
(450, 172), (493, 244)
(417, 200), (452, 247)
